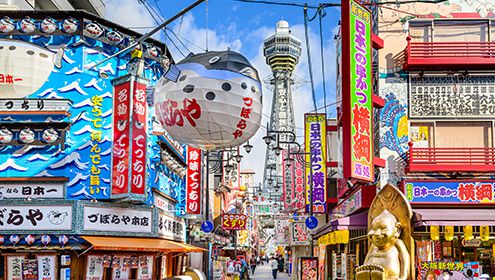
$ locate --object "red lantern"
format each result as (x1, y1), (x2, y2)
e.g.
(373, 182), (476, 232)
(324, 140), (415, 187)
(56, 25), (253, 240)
(25, 234), (35, 245)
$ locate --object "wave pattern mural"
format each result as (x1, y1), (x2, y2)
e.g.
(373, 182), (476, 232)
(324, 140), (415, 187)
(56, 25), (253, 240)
(0, 34), (164, 200)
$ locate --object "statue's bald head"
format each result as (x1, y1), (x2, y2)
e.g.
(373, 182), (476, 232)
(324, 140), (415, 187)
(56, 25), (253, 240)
(368, 210), (402, 249)
(375, 210), (398, 224)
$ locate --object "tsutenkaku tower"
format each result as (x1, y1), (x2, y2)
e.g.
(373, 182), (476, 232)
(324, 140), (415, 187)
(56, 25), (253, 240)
(262, 20), (302, 197)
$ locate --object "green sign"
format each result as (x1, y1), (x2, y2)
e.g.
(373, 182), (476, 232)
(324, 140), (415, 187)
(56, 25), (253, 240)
(349, 0), (373, 182)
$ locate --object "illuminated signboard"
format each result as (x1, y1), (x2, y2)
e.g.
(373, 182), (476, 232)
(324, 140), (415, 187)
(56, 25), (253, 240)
(186, 147), (201, 214)
(0, 12), (167, 201)
(404, 180), (495, 204)
(305, 113), (327, 214)
(221, 213), (247, 230)
(341, 0), (374, 182)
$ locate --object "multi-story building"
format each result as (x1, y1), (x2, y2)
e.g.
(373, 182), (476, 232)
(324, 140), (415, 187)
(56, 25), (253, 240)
(0, 0), (105, 16)
(378, 1), (495, 276)
(0, 10), (205, 279)
(316, 0), (495, 279)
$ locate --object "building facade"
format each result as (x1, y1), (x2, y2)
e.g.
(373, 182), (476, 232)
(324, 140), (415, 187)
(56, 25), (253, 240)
(316, 0), (495, 279)
(0, 10), (204, 280)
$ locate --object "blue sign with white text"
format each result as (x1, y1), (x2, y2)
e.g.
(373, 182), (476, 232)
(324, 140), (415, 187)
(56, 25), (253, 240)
(404, 181), (495, 204)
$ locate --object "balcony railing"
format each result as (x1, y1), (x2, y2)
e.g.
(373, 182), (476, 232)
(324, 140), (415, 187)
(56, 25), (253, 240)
(403, 36), (495, 70)
(407, 142), (495, 172)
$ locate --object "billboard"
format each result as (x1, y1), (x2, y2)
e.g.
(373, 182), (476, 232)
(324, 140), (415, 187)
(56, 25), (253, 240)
(403, 180), (495, 204)
(341, 0), (374, 182)
(282, 150), (305, 210)
(186, 147), (201, 214)
(305, 114), (327, 213)
(0, 13), (167, 201)
(221, 213), (247, 230)
(130, 79), (148, 195)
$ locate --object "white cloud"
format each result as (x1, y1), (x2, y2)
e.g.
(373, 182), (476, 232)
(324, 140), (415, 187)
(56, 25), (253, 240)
(105, 0), (161, 40)
(168, 14), (242, 59)
(107, 2), (338, 188)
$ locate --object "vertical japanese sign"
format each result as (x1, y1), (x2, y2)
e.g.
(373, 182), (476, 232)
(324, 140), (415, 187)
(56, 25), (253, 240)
(294, 153), (305, 210)
(342, 0), (374, 182)
(7, 255), (25, 280)
(130, 79), (148, 195)
(137, 256), (154, 279)
(89, 93), (107, 196)
(304, 114), (327, 213)
(37, 255), (56, 280)
(186, 147), (202, 214)
(111, 80), (131, 195)
(282, 150), (293, 209)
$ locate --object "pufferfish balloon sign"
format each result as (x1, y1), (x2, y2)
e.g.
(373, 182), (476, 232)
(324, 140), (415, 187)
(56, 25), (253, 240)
(154, 50), (262, 150)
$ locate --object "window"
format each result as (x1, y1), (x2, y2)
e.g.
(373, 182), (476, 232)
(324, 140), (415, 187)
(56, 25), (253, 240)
(410, 121), (492, 148)
(409, 19), (490, 42)
(435, 121), (492, 148)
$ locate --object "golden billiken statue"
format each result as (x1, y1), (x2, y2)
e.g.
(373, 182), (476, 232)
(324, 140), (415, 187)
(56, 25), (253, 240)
(356, 184), (414, 280)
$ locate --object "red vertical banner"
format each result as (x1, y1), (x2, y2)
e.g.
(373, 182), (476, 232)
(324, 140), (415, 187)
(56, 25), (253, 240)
(282, 149), (294, 209)
(111, 80), (131, 195)
(293, 153), (305, 210)
(186, 147), (202, 214)
(130, 80), (148, 195)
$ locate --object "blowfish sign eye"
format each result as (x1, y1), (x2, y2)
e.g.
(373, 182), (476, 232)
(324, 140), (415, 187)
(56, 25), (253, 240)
(154, 50), (262, 150)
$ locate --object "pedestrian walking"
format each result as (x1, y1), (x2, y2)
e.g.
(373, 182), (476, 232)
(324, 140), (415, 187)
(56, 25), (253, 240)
(240, 258), (249, 280)
(270, 257), (279, 279)
(250, 257), (257, 275)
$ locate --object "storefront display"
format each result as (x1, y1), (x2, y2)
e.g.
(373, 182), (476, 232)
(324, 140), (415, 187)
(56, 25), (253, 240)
(415, 234), (494, 280)
(300, 257), (318, 280)
(22, 259), (38, 280)
(137, 256), (154, 279)
(37, 255), (56, 280)
(86, 255), (104, 280)
(318, 245), (326, 280)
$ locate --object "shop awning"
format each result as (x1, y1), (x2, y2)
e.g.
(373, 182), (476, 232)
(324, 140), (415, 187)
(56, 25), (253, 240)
(331, 211), (368, 230)
(413, 209), (495, 226)
(314, 211), (368, 238)
(82, 236), (206, 253)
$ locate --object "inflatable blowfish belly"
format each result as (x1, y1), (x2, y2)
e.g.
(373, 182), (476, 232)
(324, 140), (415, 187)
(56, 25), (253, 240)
(154, 50), (262, 150)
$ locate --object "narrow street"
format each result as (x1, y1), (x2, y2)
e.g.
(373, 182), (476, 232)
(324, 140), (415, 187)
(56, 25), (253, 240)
(250, 263), (291, 280)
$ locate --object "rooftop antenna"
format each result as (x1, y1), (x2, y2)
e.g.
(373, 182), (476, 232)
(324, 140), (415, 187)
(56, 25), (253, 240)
(90, 0), (206, 70)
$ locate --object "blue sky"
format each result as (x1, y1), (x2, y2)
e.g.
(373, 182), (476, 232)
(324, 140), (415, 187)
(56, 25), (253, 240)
(106, 0), (341, 185)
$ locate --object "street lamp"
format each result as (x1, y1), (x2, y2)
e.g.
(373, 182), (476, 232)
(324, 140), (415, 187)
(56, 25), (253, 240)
(223, 163), (234, 173)
(234, 153), (243, 163)
(243, 141), (253, 154)
(273, 145), (283, 156)
(262, 134), (274, 145)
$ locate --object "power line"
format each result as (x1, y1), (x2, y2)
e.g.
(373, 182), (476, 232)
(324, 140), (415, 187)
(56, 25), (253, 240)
(139, 0), (190, 58)
(153, 0), (167, 19)
(232, 0), (448, 8)
(303, 6), (318, 112)
(166, 28), (207, 52)
(318, 5), (329, 117)
(164, 31), (187, 58)
(166, 27), (194, 54)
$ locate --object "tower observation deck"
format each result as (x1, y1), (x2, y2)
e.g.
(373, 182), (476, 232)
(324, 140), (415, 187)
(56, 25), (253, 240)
(262, 20), (302, 202)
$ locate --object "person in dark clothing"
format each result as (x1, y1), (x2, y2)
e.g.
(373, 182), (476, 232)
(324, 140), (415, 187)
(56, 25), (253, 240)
(250, 257), (257, 274)
(277, 257), (284, 272)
